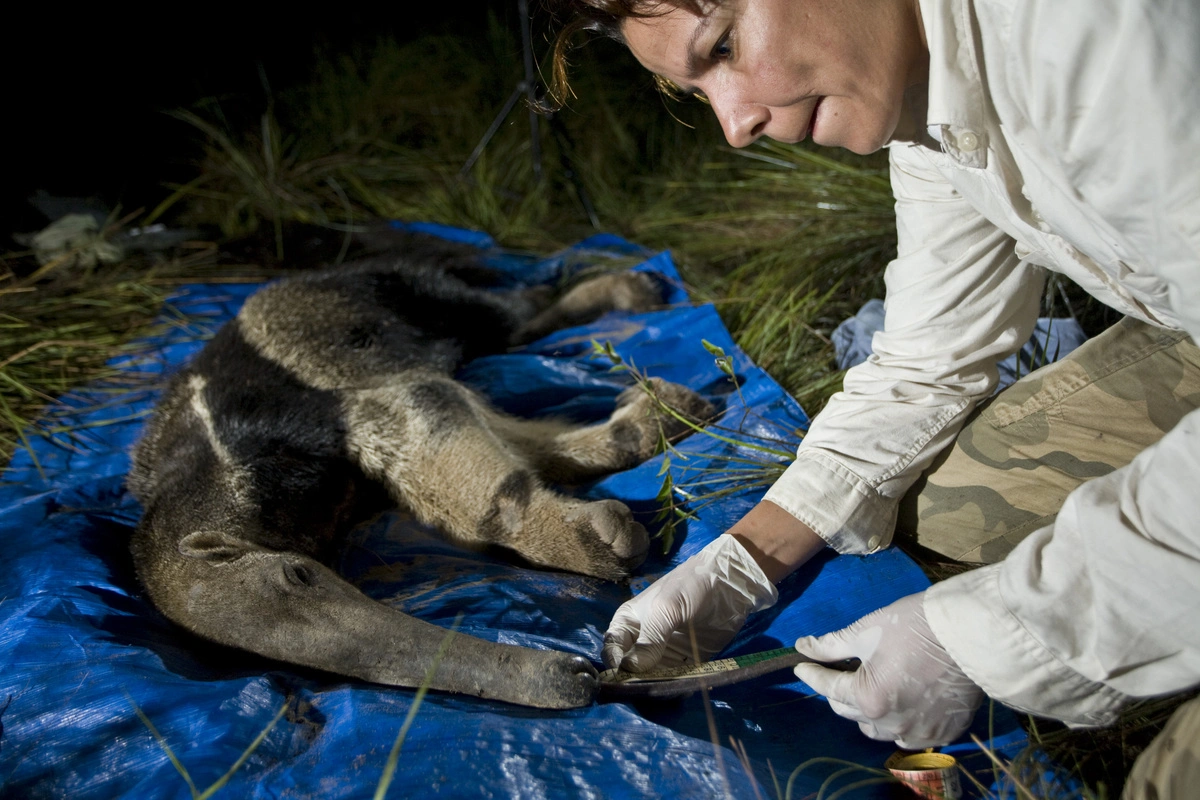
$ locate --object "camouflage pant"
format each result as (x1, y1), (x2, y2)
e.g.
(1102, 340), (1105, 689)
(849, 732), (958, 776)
(897, 316), (1200, 564)
(1122, 695), (1200, 800)
(896, 317), (1200, 798)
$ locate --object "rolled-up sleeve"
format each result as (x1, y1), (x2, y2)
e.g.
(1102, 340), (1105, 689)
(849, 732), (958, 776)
(765, 144), (1044, 553)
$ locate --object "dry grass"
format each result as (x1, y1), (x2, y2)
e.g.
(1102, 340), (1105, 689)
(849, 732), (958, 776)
(626, 139), (895, 413)
(0, 221), (288, 465)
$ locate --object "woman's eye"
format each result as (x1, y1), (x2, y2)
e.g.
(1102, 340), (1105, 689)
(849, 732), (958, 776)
(712, 36), (732, 60)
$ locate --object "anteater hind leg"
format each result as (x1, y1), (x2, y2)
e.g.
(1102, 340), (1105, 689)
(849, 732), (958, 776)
(135, 530), (597, 708)
(510, 271), (664, 345)
(343, 372), (654, 580)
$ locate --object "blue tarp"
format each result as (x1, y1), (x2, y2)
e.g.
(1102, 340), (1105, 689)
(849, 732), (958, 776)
(0, 226), (1031, 798)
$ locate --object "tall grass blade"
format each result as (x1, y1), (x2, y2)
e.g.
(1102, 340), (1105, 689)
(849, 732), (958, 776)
(374, 614), (463, 800)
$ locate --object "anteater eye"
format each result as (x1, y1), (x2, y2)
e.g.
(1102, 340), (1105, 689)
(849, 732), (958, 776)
(282, 560), (316, 587)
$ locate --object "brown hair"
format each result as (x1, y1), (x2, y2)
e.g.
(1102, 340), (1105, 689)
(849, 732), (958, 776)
(544, 0), (705, 108)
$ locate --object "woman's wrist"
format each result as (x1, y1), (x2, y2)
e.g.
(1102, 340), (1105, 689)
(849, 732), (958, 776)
(726, 500), (827, 584)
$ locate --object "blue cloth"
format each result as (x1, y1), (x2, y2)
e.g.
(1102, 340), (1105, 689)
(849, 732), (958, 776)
(831, 298), (888, 371)
(0, 229), (1028, 798)
(832, 298), (1089, 394)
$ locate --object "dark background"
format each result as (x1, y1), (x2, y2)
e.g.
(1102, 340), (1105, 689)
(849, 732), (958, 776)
(4, 3), (521, 234)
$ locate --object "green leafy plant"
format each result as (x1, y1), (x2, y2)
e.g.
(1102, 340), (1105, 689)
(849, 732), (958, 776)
(590, 337), (799, 554)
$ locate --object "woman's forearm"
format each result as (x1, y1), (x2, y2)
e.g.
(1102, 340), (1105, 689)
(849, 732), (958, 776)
(727, 499), (827, 584)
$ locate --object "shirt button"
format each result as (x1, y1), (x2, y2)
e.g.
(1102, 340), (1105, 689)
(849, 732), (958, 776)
(1030, 206), (1050, 231)
(957, 131), (980, 152)
(867, 535), (882, 550)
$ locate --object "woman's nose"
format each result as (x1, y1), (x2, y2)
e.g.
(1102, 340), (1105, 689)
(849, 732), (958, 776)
(713, 99), (769, 148)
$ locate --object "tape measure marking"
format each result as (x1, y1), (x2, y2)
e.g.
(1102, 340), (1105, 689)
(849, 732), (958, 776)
(599, 647), (798, 684)
(597, 647), (859, 699)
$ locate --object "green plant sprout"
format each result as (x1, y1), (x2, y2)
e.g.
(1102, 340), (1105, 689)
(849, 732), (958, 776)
(590, 338), (801, 553)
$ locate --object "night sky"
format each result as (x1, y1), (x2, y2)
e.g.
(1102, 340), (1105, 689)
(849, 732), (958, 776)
(5, 3), (522, 234)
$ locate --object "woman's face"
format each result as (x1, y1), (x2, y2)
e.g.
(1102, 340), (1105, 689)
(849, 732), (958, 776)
(622, 0), (927, 154)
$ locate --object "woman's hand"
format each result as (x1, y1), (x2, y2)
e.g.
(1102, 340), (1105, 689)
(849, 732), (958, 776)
(603, 501), (825, 672)
(602, 533), (778, 670)
(794, 592), (984, 749)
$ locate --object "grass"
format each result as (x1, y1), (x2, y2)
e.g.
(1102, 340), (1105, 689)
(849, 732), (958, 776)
(129, 695), (290, 800)
(630, 139), (895, 414)
(1, 16), (1185, 799)
(0, 264), (171, 467)
(0, 221), (282, 466)
(127, 619), (462, 799)
(1017, 691), (1199, 799)
(373, 616), (461, 800)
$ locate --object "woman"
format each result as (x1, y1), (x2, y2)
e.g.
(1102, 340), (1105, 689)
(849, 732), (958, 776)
(549, 0), (1200, 795)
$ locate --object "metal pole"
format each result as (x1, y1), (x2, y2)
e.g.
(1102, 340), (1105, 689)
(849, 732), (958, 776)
(518, 0), (543, 183)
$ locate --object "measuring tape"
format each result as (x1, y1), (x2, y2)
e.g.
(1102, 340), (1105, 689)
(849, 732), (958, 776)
(598, 647), (859, 699)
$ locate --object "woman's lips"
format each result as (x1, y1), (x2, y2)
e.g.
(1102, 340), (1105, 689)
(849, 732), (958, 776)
(807, 97), (825, 141)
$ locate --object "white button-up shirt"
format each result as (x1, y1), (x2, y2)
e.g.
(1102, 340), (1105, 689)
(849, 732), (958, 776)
(763, 0), (1200, 724)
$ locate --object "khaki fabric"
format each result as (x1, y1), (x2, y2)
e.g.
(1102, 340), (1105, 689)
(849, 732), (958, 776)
(1122, 695), (1200, 800)
(898, 317), (1200, 564)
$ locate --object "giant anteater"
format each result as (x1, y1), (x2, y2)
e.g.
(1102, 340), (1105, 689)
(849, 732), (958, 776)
(127, 237), (712, 709)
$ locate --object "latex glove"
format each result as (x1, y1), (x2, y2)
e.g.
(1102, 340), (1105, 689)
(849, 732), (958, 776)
(603, 535), (778, 672)
(793, 592), (983, 749)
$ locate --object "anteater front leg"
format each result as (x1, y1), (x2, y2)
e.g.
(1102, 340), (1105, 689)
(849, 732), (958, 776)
(344, 372), (651, 580)
(134, 530), (598, 709)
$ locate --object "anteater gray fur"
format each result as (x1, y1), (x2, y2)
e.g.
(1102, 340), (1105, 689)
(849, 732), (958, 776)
(127, 243), (713, 709)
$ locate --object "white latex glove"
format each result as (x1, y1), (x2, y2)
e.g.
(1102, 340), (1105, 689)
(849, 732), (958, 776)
(793, 592), (984, 750)
(603, 535), (779, 672)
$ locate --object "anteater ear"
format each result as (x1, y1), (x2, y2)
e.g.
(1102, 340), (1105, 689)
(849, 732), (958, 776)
(178, 530), (253, 563)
